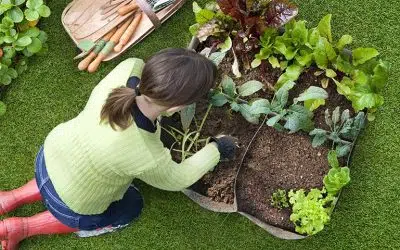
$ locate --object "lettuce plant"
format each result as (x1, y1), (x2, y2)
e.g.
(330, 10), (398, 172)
(271, 189), (289, 210)
(324, 151), (350, 196)
(288, 188), (334, 235)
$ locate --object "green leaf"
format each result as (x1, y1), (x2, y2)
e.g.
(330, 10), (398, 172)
(21, 27), (40, 37)
(2, 46), (16, 59)
(15, 36), (32, 47)
(325, 69), (337, 78)
(332, 107), (340, 125)
(209, 52), (226, 67)
(249, 99), (271, 115)
(295, 50), (313, 67)
(276, 64), (303, 89)
(310, 129), (328, 147)
(327, 150), (339, 168)
(291, 20), (308, 45)
(295, 86), (328, 103)
(334, 55), (353, 74)
(238, 80), (263, 97)
(371, 60), (389, 90)
(217, 36), (232, 53)
(210, 93), (228, 107)
(304, 99), (325, 111)
(325, 109), (332, 127)
(317, 14), (332, 42)
(7, 7), (24, 23)
(195, 9), (215, 24)
(0, 101), (6, 116)
(268, 56), (280, 68)
(27, 37), (42, 53)
(238, 104), (260, 124)
(37, 4), (50, 17)
(7, 68), (18, 79)
(189, 23), (200, 36)
(15, 0), (26, 5)
(341, 109), (350, 123)
(180, 103), (196, 132)
(37, 30), (48, 43)
(251, 58), (262, 68)
(335, 144), (352, 157)
(324, 167), (350, 195)
(16, 59), (28, 74)
(350, 84), (384, 111)
(308, 28), (320, 46)
(352, 48), (379, 66)
(267, 114), (282, 127)
(352, 70), (369, 85)
(314, 38), (328, 69)
(221, 75), (236, 97)
(273, 81), (295, 109)
(285, 104), (314, 133)
(274, 38), (298, 60)
(26, 0), (43, 9)
(230, 102), (240, 112)
(336, 35), (352, 51)
(24, 8), (39, 21)
(0, 4), (13, 15)
(192, 2), (201, 13)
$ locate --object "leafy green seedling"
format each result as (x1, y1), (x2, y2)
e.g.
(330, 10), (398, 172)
(289, 188), (334, 236)
(271, 189), (289, 210)
(309, 107), (365, 157)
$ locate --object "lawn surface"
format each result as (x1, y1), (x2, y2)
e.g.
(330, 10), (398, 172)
(1, 0), (399, 249)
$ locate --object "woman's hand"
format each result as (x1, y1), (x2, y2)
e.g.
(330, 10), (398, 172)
(212, 135), (239, 161)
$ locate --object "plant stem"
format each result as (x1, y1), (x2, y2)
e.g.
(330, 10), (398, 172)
(186, 104), (213, 154)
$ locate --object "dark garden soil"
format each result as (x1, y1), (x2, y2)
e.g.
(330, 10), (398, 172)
(167, 53), (355, 233)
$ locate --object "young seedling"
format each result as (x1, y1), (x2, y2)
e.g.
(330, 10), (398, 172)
(271, 189), (289, 210)
(309, 107), (365, 157)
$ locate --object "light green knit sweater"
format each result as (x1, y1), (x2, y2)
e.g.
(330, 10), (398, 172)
(44, 58), (220, 215)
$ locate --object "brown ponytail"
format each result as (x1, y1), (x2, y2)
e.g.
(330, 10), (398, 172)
(100, 87), (137, 130)
(101, 48), (217, 131)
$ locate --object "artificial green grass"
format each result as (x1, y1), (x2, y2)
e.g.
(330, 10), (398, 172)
(1, 0), (399, 249)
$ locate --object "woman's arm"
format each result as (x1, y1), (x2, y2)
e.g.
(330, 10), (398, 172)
(136, 143), (220, 191)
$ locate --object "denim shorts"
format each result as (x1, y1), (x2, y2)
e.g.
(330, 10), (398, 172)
(34, 146), (143, 230)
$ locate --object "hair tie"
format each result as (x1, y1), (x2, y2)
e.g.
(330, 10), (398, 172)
(135, 86), (141, 96)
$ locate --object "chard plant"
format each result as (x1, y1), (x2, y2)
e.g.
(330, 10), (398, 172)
(0, 0), (50, 116)
(309, 107), (365, 157)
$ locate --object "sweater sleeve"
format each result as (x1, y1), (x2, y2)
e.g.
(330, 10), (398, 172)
(137, 143), (220, 191)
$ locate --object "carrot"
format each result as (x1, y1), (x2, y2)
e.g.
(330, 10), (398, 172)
(114, 12), (142, 52)
(87, 16), (134, 73)
(78, 28), (117, 71)
(118, 2), (138, 16)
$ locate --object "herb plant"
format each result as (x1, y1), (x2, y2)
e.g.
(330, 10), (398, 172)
(309, 107), (365, 157)
(0, 0), (50, 116)
(271, 189), (289, 210)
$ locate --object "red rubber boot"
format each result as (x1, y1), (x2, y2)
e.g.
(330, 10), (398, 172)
(0, 211), (78, 250)
(0, 179), (42, 215)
